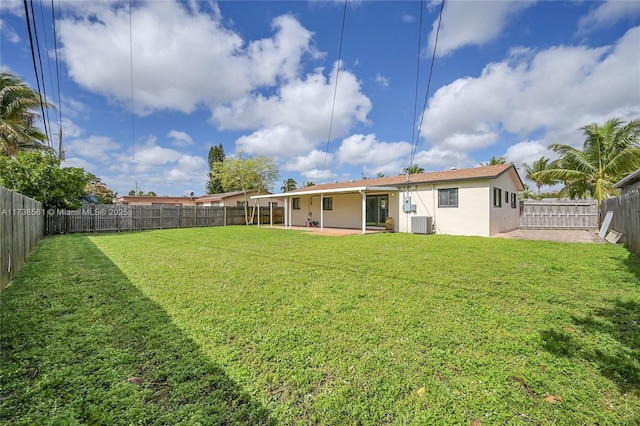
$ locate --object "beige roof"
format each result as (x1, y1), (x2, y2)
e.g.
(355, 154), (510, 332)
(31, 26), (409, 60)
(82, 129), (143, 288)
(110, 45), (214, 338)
(282, 163), (524, 195)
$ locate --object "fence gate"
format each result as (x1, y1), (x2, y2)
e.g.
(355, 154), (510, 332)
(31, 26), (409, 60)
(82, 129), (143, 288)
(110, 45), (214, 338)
(520, 199), (598, 229)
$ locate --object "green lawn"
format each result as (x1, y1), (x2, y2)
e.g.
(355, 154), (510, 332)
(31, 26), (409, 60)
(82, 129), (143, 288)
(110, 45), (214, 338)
(1, 227), (639, 425)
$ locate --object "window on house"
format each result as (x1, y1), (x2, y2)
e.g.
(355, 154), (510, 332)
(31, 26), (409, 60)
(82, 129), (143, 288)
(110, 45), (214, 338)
(511, 193), (517, 208)
(269, 202), (278, 208)
(292, 198), (301, 210)
(237, 201), (246, 207)
(438, 188), (458, 208)
(505, 191), (509, 201)
(493, 188), (502, 207)
(322, 197), (333, 211)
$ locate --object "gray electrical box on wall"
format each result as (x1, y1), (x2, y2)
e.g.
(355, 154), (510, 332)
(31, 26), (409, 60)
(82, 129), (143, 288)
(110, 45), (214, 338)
(403, 196), (416, 213)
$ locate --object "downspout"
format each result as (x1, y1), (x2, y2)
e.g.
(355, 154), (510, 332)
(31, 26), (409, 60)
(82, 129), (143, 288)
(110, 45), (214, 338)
(432, 184), (436, 231)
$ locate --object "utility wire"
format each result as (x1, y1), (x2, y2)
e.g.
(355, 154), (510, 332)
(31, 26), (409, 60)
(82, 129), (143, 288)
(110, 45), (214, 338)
(29, 0), (53, 146)
(129, 0), (136, 160)
(52, 0), (64, 159)
(320, 0), (348, 181)
(23, 0), (52, 151)
(408, 0), (446, 170)
(409, 0), (425, 171)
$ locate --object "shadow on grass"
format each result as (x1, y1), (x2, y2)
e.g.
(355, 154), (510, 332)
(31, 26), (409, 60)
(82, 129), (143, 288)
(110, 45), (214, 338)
(623, 250), (640, 284)
(540, 298), (640, 394)
(0, 234), (273, 424)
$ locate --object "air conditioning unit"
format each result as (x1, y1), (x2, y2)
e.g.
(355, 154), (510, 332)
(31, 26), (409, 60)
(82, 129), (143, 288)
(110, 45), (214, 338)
(411, 216), (433, 235)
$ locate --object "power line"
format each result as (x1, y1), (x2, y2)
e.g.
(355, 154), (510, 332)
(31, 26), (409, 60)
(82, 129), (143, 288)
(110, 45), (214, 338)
(408, 0), (446, 171)
(52, 0), (64, 160)
(320, 0), (348, 181)
(28, 0), (53, 146)
(129, 0), (136, 161)
(409, 0), (425, 169)
(22, 0), (52, 152)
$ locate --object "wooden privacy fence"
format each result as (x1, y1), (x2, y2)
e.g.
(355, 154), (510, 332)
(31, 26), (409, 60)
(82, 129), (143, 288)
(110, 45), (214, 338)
(1, 187), (44, 290)
(520, 199), (598, 229)
(46, 205), (285, 235)
(601, 191), (640, 255)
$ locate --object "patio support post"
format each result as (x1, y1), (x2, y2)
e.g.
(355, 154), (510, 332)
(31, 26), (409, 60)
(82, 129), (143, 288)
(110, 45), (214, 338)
(320, 193), (324, 230)
(269, 202), (273, 227)
(360, 190), (366, 234)
(285, 197), (290, 228)
(257, 204), (260, 227)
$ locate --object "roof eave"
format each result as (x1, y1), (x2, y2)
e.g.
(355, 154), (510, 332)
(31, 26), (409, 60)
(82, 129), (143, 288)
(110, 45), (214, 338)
(251, 186), (400, 199)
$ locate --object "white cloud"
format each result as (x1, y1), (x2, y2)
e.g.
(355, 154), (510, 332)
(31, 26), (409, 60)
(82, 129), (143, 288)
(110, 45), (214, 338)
(213, 62), (371, 143)
(236, 125), (314, 158)
(0, 18), (20, 43)
(375, 74), (390, 87)
(167, 130), (194, 147)
(504, 140), (552, 167)
(65, 135), (121, 161)
(429, 0), (535, 56)
(412, 146), (474, 170)
(337, 133), (411, 167)
(284, 149), (332, 173)
(59, 2), (317, 114)
(578, 0), (640, 34)
(421, 26), (640, 155)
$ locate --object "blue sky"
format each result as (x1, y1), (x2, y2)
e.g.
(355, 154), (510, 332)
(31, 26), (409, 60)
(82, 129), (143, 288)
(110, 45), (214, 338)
(1, 0), (639, 196)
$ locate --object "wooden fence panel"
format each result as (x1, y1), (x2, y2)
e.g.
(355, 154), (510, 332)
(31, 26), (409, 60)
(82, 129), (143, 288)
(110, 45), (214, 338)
(45, 205), (285, 235)
(520, 199), (598, 229)
(1, 187), (44, 290)
(602, 191), (640, 255)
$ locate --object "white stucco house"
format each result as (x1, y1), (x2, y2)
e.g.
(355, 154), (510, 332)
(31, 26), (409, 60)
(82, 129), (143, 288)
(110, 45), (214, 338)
(253, 163), (525, 237)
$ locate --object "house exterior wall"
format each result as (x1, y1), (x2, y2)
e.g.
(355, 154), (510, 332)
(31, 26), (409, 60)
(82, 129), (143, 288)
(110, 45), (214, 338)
(290, 195), (316, 226)
(489, 172), (521, 235)
(395, 181), (491, 236)
(620, 180), (640, 195)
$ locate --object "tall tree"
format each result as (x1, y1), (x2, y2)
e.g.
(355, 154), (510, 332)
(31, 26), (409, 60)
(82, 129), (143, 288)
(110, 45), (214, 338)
(0, 151), (89, 210)
(481, 156), (506, 166)
(303, 181), (316, 187)
(523, 156), (558, 193)
(213, 154), (279, 224)
(531, 118), (640, 207)
(0, 72), (51, 156)
(281, 178), (297, 192)
(206, 144), (225, 194)
(402, 164), (425, 174)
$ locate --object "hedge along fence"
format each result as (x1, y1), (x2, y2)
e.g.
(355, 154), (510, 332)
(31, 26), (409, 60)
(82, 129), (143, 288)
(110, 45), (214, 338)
(601, 190), (640, 256)
(45, 204), (285, 235)
(1, 187), (44, 290)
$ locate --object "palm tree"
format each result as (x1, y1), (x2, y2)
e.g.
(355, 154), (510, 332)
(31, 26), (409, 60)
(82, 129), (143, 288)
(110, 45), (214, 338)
(402, 164), (425, 174)
(0, 72), (51, 156)
(481, 156), (506, 166)
(531, 118), (640, 208)
(281, 178), (297, 192)
(523, 156), (558, 193)
(303, 181), (315, 187)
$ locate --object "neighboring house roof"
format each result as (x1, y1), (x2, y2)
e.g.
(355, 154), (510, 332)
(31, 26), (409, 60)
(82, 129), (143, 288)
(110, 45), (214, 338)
(257, 164), (524, 198)
(614, 167), (640, 189)
(115, 196), (197, 203)
(197, 190), (267, 202)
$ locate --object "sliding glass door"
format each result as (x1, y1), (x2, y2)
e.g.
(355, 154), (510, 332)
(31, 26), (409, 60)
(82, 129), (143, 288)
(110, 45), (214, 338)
(366, 195), (388, 226)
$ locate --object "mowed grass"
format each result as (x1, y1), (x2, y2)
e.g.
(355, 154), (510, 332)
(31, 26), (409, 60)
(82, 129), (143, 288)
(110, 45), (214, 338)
(1, 227), (639, 425)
